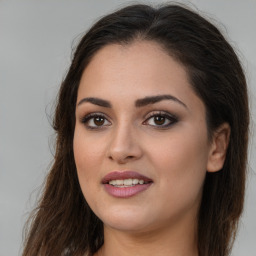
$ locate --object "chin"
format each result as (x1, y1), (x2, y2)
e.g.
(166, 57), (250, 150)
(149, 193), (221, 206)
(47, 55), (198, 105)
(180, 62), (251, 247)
(97, 205), (156, 232)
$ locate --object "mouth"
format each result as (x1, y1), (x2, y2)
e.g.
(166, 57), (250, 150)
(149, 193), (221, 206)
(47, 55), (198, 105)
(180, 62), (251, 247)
(108, 178), (151, 187)
(102, 171), (153, 198)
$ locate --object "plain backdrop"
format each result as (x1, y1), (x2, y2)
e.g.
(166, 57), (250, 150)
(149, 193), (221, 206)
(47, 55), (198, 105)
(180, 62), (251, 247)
(0, 0), (255, 255)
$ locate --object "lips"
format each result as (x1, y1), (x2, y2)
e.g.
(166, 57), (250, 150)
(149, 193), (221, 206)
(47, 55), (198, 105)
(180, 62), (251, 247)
(102, 171), (153, 198)
(102, 171), (153, 184)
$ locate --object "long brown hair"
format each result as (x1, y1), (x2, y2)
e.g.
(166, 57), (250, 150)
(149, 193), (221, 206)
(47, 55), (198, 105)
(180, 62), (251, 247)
(23, 3), (249, 256)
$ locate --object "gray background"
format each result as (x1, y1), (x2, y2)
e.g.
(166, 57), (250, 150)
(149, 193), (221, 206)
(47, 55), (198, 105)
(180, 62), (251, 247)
(0, 0), (255, 255)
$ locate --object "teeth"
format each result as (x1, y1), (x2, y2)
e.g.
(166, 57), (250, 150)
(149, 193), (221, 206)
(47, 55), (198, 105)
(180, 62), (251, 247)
(108, 179), (147, 187)
(116, 180), (123, 185)
(109, 180), (115, 185)
(124, 179), (133, 186)
(132, 179), (139, 185)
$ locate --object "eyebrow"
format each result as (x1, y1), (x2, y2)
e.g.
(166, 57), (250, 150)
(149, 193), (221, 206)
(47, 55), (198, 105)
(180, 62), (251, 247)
(77, 97), (112, 108)
(135, 94), (187, 108)
(77, 94), (187, 109)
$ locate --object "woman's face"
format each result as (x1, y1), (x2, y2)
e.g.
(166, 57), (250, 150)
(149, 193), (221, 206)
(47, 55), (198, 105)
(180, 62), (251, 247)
(74, 41), (213, 233)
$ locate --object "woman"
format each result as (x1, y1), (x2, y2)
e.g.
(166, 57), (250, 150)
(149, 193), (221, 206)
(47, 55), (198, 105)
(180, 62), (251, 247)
(22, 3), (249, 256)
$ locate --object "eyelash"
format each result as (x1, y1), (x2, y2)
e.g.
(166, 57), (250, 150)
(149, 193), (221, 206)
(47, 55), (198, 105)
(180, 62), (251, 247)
(143, 111), (178, 128)
(80, 111), (178, 130)
(80, 113), (110, 130)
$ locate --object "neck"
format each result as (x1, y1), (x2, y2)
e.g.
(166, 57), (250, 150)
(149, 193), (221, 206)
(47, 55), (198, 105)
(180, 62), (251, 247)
(95, 213), (198, 256)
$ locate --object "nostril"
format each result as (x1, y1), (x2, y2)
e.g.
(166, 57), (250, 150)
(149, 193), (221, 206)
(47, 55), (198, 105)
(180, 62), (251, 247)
(107, 141), (143, 163)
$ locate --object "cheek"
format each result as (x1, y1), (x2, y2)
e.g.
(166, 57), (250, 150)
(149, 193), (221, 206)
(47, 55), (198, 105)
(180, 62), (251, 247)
(73, 127), (103, 188)
(74, 126), (105, 167)
(147, 128), (209, 205)
(149, 130), (208, 171)
(73, 128), (105, 215)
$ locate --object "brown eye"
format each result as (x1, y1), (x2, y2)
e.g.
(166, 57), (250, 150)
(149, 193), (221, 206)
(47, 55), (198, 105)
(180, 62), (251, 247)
(144, 112), (178, 128)
(154, 116), (166, 125)
(94, 116), (105, 126)
(81, 113), (111, 129)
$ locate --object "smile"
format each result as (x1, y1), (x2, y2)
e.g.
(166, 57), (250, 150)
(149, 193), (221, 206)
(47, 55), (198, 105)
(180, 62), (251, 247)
(102, 171), (153, 198)
(109, 179), (150, 187)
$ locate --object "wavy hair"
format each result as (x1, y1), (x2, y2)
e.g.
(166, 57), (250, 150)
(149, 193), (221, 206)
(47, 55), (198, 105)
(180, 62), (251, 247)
(23, 3), (249, 256)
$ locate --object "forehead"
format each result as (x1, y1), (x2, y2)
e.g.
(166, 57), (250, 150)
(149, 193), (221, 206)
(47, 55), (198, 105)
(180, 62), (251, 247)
(77, 41), (204, 115)
(79, 41), (188, 93)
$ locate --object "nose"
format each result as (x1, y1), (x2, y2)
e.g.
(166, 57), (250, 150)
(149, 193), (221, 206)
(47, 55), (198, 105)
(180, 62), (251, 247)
(107, 123), (143, 164)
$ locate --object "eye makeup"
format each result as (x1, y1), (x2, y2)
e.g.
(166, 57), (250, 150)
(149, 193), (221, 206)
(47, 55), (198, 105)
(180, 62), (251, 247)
(143, 110), (178, 129)
(80, 112), (111, 130)
(79, 109), (179, 130)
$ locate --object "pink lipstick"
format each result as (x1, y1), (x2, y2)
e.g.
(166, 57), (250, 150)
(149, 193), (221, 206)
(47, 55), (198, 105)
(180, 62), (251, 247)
(102, 171), (153, 198)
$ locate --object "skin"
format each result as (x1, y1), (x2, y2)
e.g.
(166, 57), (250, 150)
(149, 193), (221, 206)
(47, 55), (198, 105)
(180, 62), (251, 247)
(73, 41), (230, 256)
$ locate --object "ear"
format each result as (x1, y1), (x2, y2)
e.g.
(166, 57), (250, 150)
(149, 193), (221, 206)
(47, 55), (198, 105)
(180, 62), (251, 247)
(207, 123), (231, 173)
